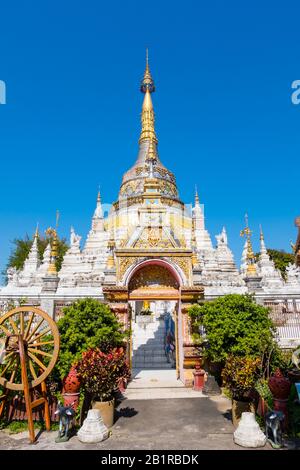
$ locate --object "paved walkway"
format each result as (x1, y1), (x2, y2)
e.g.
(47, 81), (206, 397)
(126, 369), (205, 399)
(0, 395), (273, 450)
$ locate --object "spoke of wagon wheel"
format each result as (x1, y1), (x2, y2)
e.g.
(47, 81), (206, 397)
(0, 324), (12, 336)
(27, 351), (47, 371)
(29, 340), (54, 347)
(24, 312), (35, 340)
(20, 312), (24, 335)
(26, 318), (45, 342)
(28, 347), (52, 358)
(29, 359), (38, 380)
(1, 351), (15, 363)
(27, 327), (51, 344)
(0, 355), (17, 377)
(8, 317), (19, 335)
(9, 357), (19, 383)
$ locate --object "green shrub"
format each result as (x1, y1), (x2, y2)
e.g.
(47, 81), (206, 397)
(55, 298), (126, 379)
(188, 294), (278, 365)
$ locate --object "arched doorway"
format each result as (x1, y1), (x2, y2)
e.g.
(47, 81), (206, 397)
(127, 260), (183, 383)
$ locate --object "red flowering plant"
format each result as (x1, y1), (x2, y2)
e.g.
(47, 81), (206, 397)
(76, 347), (130, 402)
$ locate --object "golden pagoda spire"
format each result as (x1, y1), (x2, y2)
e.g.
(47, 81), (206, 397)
(139, 49), (158, 145)
(34, 222), (39, 239)
(106, 230), (116, 270)
(240, 213), (257, 276)
(46, 211), (60, 275)
(146, 137), (157, 161)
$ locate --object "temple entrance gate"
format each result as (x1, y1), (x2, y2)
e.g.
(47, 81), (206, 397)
(103, 258), (204, 386)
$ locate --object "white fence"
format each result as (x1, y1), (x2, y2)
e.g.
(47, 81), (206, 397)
(264, 299), (300, 348)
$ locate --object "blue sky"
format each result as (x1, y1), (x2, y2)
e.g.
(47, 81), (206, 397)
(0, 0), (299, 282)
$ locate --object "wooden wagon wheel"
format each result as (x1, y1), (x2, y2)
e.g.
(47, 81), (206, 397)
(0, 306), (59, 391)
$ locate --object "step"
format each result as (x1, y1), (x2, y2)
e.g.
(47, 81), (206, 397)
(131, 363), (173, 369)
(132, 352), (167, 359)
(123, 388), (205, 400)
(133, 341), (164, 348)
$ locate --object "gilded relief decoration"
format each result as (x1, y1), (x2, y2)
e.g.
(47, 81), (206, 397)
(134, 227), (175, 249)
(128, 264), (179, 292)
(118, 257), (141, 281)
(169, 256), (192, 283)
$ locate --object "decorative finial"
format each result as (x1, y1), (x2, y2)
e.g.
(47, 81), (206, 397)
(140, 48), (155, 94)
(46, 217), (59, 275)
(240, 214), (256, 275)
(56, 210), (60, 229)
(97, 186), (101, 203)
(139, 50), (158, 144)
(195, 186), (200, 205)
(34, 222), (39, 239)
(259, 224), (264, 241)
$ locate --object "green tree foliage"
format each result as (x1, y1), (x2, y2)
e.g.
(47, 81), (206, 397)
(255, 249), (294, 279)
(56, 298), (126, 379)
(188, 294), (277, 364)
(4, 233), (69, 276)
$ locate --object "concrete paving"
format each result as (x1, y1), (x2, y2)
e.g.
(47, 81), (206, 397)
(0, 395), (273, 450)
(126, 369), (205, 399)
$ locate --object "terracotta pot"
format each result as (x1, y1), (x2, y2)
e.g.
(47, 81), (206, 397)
(268, 369), (291, 400)
(63, 392), (80, 411)
(92, 398), (115, 428)
(231, 399), (255, 428)
(63, 366), (81, 394)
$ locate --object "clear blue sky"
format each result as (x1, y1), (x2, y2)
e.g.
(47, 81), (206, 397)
(0, 0), (299, 282)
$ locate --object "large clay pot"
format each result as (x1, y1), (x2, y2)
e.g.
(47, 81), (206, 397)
(63, 366), (81, 393)
(268, 369), (291, 400)
(232, 399), (255, 428)
(92, 398), (115, 428)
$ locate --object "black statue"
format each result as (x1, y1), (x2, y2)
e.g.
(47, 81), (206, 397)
(265, 410), (284, 448)
(54, 401), (76, 443)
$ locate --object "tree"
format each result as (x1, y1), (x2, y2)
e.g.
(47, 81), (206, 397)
(4, 233), (69, 278)
(55, 298), (127, 379)
(255, 249), (294, 279)
(188, 294), (278, 364)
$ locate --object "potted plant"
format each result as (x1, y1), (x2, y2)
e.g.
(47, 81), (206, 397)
(76, 346), (130, 428)
(268, 368), (291, 429)
(221, 356), (261, 427)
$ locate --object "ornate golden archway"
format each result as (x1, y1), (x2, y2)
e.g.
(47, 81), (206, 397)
(128, 263), (180, 300)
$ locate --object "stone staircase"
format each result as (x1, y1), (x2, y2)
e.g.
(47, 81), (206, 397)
(131, 316), (172, 369)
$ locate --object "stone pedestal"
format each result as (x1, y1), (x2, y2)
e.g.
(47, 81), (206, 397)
(202, 375), (221, 396)
(42, 275), (60, 293)
(77, 409), (109, 443)
(244, 276), (262, 292)
(233, 412), (267, 448)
